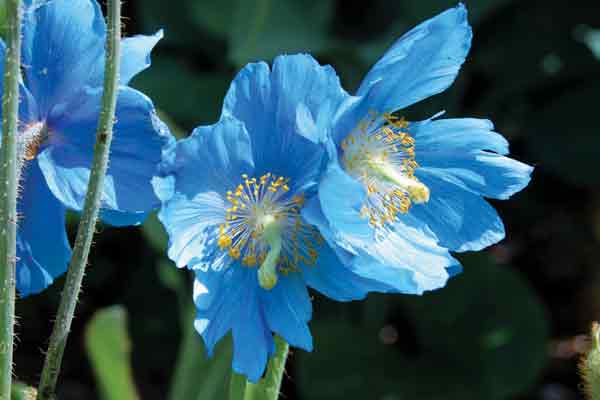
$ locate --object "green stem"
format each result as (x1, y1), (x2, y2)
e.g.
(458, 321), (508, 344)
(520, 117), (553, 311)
(0, 1), (21, 399)
(229, 373), (247, 400)
(244, 336), (289, 400)
(36, 1), (121, 398)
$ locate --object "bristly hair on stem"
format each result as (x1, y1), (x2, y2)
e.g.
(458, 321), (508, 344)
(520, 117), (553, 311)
(580, 322), (600, 400)
(37, 0), (122, 398)
(0, 0), (22, 399)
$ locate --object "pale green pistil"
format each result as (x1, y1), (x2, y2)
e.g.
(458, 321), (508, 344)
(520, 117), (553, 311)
(257, 214), (282, 290)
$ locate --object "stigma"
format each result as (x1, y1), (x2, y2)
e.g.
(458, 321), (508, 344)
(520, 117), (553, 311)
(217, 173), (324, 289)
(340, 112), (430, 228)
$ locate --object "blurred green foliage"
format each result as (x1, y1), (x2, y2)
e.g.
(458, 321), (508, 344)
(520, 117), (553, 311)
(85, 306), (139, 400)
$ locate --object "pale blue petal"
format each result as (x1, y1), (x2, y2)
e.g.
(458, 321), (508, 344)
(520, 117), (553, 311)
(318, 164), (373, 246)
(415, 118), (533, 200)
(159, 192), (225, 269)
(166, 117), (254, 200)
(222, 54), (342, 187)
(22, 0), (106, 115)
(260, 273), (313, 351)
(351, 214), (459, 294)
(119, 30), (164, 85)
(16, 163), (71, 296)
(411, 171), (506, 252)
(355, 3), (471, 112)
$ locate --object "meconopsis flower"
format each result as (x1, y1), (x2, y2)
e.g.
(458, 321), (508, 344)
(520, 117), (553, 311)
(154, 55), (399, 381)
(299, 3), (533, 291)
(9, 0), (172, 295)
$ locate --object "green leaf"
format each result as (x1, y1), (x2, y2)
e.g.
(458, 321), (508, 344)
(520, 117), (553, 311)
(228, 0), (334, 66)
(85, 306), (140, 400)
(297, 254), (549, 400)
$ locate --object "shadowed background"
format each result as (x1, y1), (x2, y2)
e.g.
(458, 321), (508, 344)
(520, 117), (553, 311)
(11, 0), (600, 399)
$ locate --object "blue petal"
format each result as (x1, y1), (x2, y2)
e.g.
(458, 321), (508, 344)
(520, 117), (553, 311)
(351, 214), (459, 294)
(414, 118), (533, 200)
(16, 162), (71, 296)
(159, 192), (225, 269)
(410, 171), (506, 252)
(119, 30), (164, 85)
(260, 273), (313, 351)
(157, 117), (254, 268)
(222, 54), (343, 188)
(301, 197), (393, 299)
(37, 86), (172, 223)
(355, 4), (471, 113)
(193, 266), (274, 382)
(22, 0), (106, 116)
(317, 163), (372, 246)
(165, 117), (255, 200)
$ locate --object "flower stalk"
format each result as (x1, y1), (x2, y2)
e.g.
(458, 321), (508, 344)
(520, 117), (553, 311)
(37, 0), (122, 398)
(0, 0), (22, 398)
(244, 335), (289, 400)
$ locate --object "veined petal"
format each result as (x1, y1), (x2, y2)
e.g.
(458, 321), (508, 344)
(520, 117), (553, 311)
(38, 86), (172, 223)
(352, 215), (459, 294)
(22, 0), (106, 116)
(193, 266), (274, 382)
(222, 54), (343, 187)
(159, 192), (225, 269)
(410, 171), (506, 252)
(165, 117), (255, 200)
(16, 163), (71, 296)
(260, 273), (313, 351)
(356, 4), (471, 113)
(414, 118), (533, 200)
(318, 164), (373, 246)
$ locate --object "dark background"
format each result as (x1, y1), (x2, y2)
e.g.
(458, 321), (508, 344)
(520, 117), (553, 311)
(13, 0), (600, 399)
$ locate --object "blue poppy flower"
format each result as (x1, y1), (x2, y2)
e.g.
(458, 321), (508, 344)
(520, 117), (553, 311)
(298, 3), (533, 292)
(155, 55), (407, 381)
(8, 0), (172, 296)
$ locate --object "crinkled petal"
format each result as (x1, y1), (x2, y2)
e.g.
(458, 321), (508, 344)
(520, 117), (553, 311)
(260, 273), (313, 351)
(38, 86), (172, 223)
(22, 0), (106, 115)
(165, 117), (255, 200)
(157, 117), (255, 268)
(318, 164), (373, 246)
(410, 171), (506, 252)
(222, 54), (343, 188)
(355, 3), (472, 112)
(351, 214), (459, 294)
(414, 119), (533, 200)
(193, 266), (273, 382)
(16, 162), (71, 296)
(301, 197), (393, 298)
(159, 192), (225, 269)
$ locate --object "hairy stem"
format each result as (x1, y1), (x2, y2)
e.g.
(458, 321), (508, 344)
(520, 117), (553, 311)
(0, 1), (22, 398)
(37, 0), (121, 398)
(244, 336), (289, 400)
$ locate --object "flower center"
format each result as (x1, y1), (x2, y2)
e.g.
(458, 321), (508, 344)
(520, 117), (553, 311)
(341, 112), (430, 228)
(217, 173), (324, 289)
